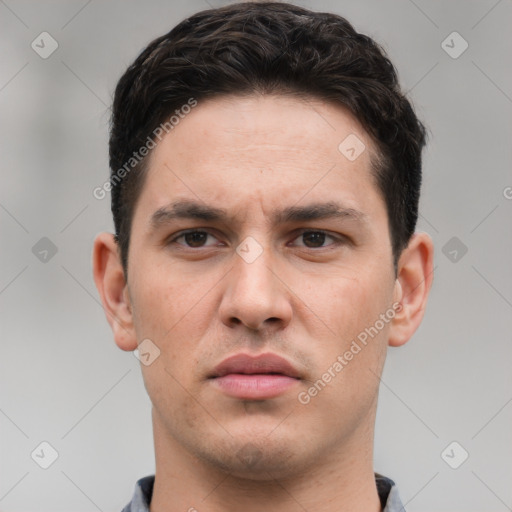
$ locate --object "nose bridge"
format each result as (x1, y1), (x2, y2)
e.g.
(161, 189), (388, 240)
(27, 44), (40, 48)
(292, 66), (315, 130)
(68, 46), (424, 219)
(219, 236), (292, 330)
(235, 238), (274, 294)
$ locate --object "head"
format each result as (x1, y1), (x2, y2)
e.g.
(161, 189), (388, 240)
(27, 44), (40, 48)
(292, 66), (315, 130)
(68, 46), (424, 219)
(94, 1), (433, 480)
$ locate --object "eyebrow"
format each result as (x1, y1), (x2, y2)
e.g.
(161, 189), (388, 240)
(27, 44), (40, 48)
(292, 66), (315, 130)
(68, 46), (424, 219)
(150, 199), (367, 231)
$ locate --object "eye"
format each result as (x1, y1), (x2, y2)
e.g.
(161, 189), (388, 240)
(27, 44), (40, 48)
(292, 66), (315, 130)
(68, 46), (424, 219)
(290, 230), (341, 249)
(169, 230), (221, 248)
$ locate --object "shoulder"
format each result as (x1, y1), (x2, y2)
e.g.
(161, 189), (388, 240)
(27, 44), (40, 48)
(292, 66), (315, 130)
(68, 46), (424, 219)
(375, 473), (405, 512)
(121, 474), (155, 512)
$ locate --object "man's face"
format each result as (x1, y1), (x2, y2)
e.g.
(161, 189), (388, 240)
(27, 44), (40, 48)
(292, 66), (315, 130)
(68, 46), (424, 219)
(125, 94), (400, 478)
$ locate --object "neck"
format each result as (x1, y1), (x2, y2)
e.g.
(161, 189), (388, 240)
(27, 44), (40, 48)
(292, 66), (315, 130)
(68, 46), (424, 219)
(149, 410), (381, 512)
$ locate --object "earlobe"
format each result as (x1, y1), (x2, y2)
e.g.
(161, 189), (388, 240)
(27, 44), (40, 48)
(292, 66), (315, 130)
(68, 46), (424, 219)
(388, 232), (434, 347)
(92, 232), (138, 351)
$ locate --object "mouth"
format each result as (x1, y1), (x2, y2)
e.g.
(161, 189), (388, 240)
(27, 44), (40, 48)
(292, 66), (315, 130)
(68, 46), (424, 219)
(208, 352), (301, 400)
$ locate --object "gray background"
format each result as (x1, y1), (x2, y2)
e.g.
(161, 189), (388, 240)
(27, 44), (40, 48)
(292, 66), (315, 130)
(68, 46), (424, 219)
(1, 0), (511, 511)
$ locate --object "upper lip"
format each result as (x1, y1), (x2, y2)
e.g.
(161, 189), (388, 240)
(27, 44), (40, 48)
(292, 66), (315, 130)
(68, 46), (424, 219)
(209, 353), (301, 379)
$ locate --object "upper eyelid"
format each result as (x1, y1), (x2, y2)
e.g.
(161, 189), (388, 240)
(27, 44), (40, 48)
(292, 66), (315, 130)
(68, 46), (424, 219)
(170, 228), (219, 238)
(169, 229), (221, 244)
(288, 230), (339, 244)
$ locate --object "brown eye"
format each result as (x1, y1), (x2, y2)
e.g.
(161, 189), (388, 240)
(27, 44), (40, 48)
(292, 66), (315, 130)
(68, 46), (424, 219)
(301, 231), (327, 248)
(183, 231), (208, 247)
(171, 230), (220, 248)
(291, 230), (339, 249)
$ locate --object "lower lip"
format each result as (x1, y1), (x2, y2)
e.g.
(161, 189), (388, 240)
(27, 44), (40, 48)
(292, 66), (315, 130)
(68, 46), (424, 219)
(212, 374), (299, 399)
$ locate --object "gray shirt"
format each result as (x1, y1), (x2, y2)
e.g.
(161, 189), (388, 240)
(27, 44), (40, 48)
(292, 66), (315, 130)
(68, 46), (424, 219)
(121, 473), (405, 511)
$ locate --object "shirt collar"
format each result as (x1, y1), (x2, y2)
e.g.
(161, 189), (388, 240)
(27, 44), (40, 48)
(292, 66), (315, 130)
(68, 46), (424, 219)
(122, 473), (405, 512)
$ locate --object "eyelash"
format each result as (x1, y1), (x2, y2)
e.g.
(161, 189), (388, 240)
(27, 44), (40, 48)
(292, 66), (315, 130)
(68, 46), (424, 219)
(167, 229), (346, 250)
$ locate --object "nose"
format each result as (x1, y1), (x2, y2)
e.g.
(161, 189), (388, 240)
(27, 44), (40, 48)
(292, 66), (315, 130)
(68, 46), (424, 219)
(218, 242), (293, 332)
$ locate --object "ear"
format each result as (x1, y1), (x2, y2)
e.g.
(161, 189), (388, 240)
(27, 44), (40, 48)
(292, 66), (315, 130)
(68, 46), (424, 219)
(388, 232), (434, 347)
(92, 232), (138, 351)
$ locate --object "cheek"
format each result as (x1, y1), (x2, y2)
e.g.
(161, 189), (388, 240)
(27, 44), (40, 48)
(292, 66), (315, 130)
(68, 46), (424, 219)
(297, 267), (393, 407)
(143, 364), (203, 437)
(130, 262), (219, 387)
(130, 258), (214, 338)
(303, 270), (390, 340)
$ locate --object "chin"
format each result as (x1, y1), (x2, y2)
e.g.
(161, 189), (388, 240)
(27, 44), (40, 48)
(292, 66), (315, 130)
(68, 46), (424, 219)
(196, 437), (305, 481)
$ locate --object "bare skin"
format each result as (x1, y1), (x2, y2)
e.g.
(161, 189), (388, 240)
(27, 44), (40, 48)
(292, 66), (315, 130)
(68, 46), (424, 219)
(93, 94), (433, 512)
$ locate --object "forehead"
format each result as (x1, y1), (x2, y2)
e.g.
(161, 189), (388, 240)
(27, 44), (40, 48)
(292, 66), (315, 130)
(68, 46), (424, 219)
(161, 93), (374, 167)
(135, 94), (384, 224)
